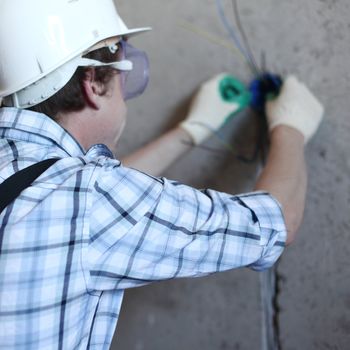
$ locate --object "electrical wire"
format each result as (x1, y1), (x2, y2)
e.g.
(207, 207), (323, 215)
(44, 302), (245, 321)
(184, 140), (259, 164)
(188, 121), (261, 164)
(215, 0), (259, 76)
(261, 51), (267, 73)
(180, 1), (274, 165)
(232, 0), (262, 76)
(227, 3), (282, 347)
(216, 0), (271, 165)
(178, 21), (247, 64)
(216, 4), (281, 347)
(229, 0), (272, 164)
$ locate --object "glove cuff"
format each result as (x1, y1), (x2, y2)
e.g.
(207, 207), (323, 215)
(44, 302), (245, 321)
(179, 120), (212, 145)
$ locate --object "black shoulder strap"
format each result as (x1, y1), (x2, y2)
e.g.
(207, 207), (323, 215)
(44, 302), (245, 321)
(0, 158), (59, 215)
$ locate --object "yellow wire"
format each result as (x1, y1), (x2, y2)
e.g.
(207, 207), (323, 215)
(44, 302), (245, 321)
(177, 20), (246, 64)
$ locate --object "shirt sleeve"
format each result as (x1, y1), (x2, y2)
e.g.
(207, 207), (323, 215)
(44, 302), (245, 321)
(85, 162), (287, 291)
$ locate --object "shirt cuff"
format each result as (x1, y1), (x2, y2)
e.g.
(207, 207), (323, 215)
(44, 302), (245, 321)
(235, 191), (287, 271)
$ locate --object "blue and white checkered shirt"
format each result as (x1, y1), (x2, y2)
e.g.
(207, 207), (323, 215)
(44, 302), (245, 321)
(0, 107), (287, 349)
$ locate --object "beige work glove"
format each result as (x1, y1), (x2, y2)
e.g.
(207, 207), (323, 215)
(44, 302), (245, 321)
(266, 75), (324, 143)
(180, 73), (242, 145)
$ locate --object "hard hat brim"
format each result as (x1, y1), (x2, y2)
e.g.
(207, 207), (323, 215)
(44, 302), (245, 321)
(121, 27), (152, 38)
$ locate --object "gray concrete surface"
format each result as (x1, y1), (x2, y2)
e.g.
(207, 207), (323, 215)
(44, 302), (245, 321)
(111, 1), (350, 349)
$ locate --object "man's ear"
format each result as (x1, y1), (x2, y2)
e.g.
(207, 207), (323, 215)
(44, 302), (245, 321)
(81, 68), (103, 110)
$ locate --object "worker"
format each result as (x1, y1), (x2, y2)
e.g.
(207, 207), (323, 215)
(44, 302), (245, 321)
(0, 0), (324, 349)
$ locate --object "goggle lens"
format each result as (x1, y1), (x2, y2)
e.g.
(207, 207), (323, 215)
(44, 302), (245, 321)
(118, 40), (150, 101)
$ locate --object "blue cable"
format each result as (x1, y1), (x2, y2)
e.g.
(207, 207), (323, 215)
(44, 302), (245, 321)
(215, 0), (256, 73)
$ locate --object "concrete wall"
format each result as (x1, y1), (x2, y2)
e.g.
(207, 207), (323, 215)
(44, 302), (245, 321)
(111, 1), (350, 349)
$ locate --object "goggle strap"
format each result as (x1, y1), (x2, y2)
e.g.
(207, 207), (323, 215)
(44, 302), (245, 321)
(78, 58), (133, 71)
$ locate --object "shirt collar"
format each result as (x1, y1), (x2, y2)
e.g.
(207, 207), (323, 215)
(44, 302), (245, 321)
(0, 107), (114, 159)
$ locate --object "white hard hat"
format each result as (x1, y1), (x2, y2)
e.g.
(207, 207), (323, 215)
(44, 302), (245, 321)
(0, 0), (151, 108)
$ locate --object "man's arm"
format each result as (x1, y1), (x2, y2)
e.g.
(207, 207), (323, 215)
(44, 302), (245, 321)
(255, 126), (307, 245)
(122, 125), (308, 245)
(256, 76), (324, 244)
(122, 75), (324, 246)
(121, 126), (193, 177)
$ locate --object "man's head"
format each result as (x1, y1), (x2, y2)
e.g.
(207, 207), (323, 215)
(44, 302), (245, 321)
(34, 40), (129, 153)
(0, 0), (150, 151)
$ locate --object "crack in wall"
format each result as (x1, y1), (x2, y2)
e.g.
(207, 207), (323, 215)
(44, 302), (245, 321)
(260, 264), (283, 350)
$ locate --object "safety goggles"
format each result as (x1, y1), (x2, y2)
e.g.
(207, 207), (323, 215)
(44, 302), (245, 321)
(113, 40), (150, 100)
(81, 40), (150, 101)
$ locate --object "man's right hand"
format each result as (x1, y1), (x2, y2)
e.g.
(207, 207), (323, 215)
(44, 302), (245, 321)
(266, 76), (325, 143)
(180, 73), (242, 145)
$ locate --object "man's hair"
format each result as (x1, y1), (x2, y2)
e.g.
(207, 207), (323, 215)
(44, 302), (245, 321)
(29, 48), (118, 120)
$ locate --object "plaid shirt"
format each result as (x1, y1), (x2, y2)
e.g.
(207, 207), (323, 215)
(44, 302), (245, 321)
(0, 107), (287, 349)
